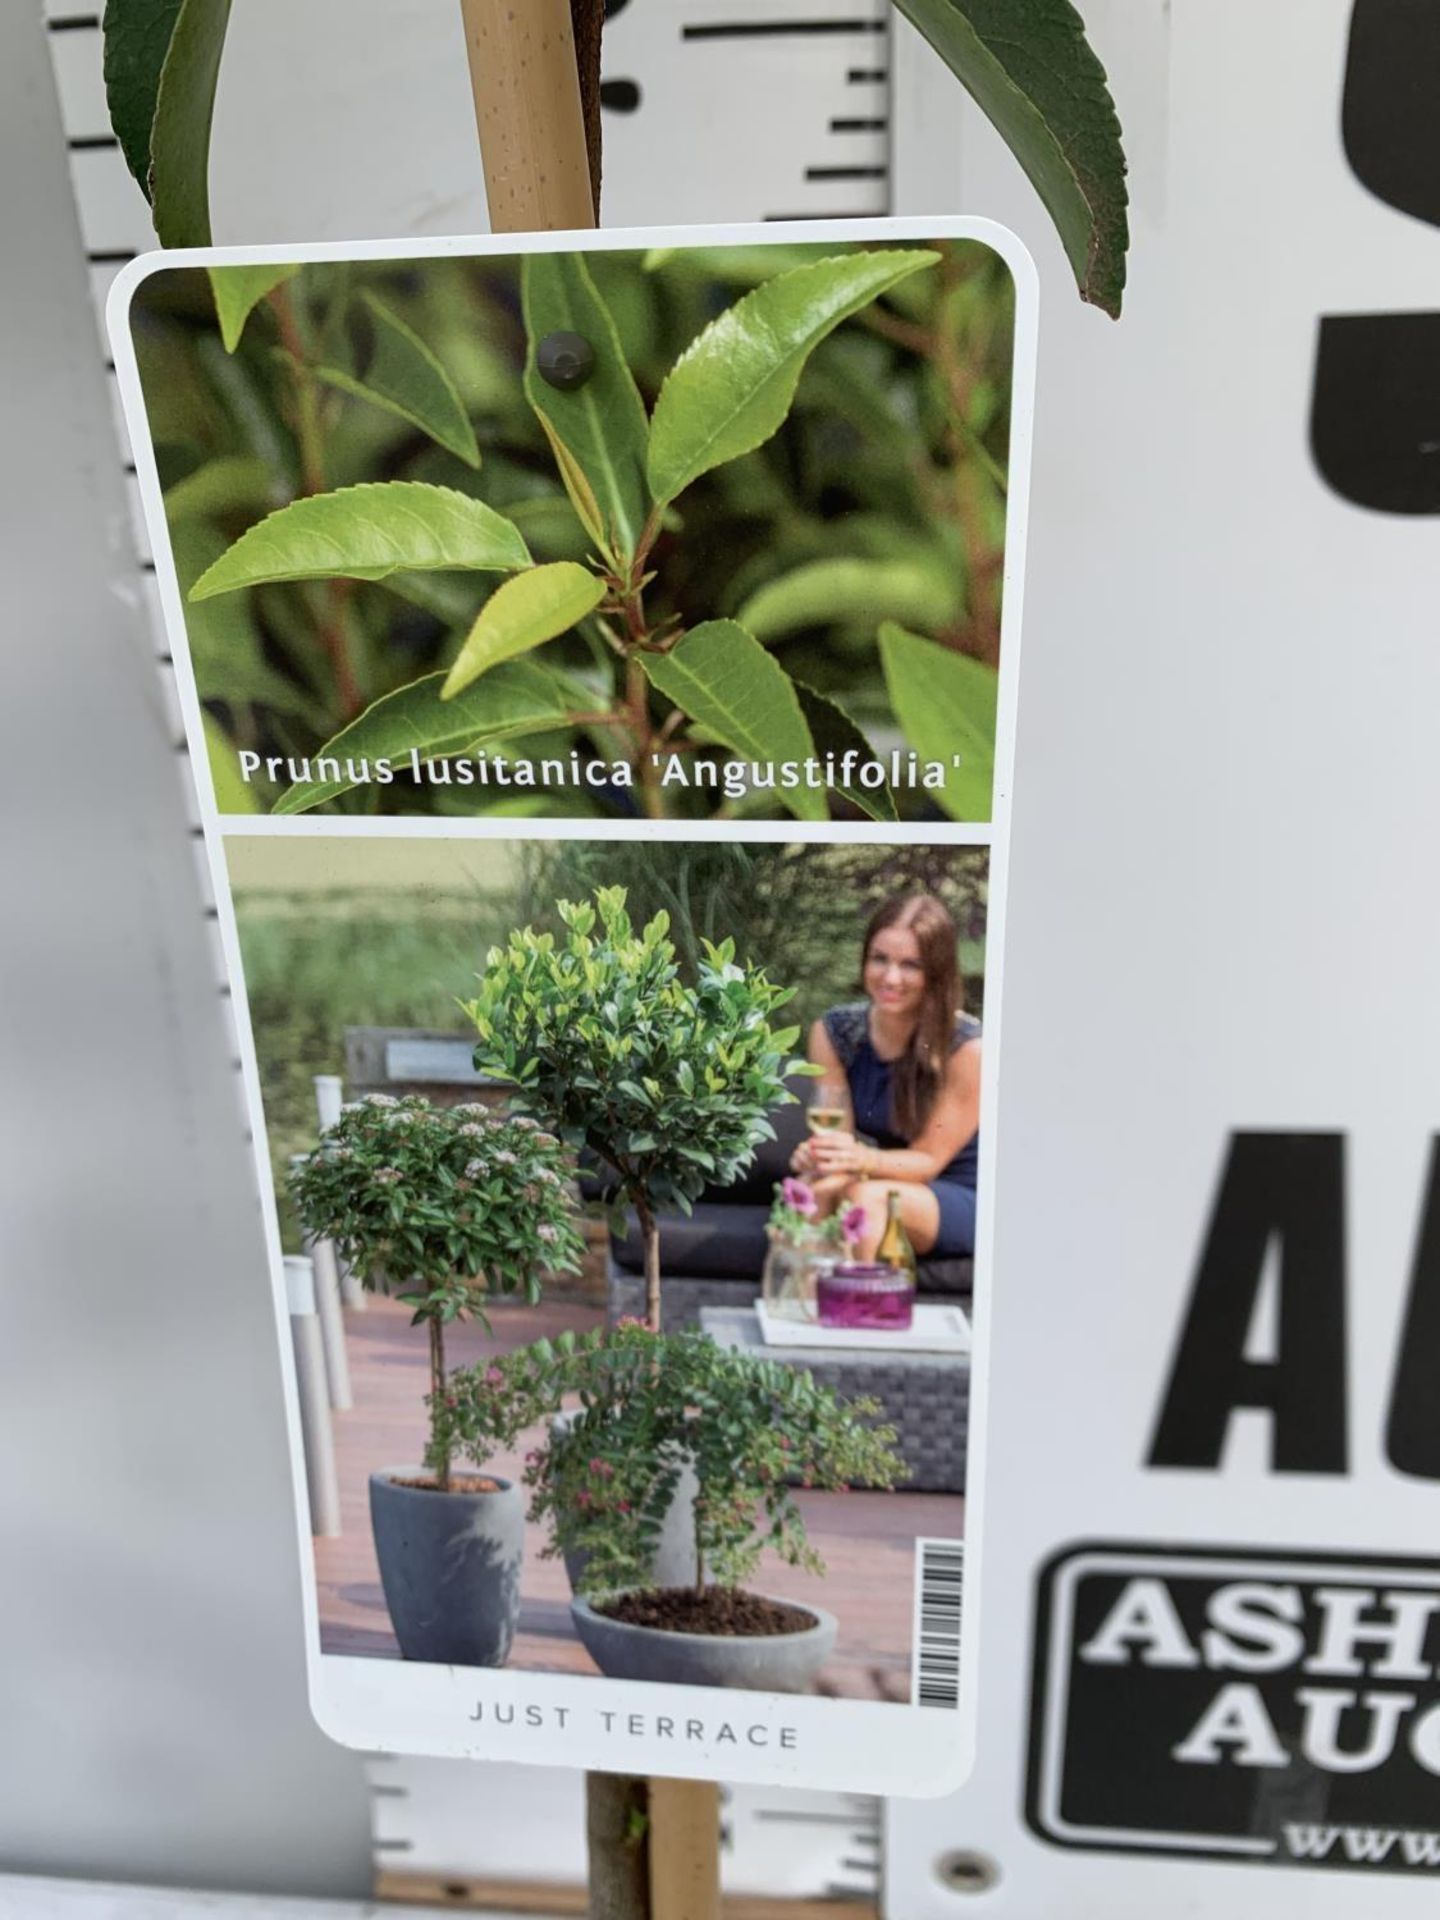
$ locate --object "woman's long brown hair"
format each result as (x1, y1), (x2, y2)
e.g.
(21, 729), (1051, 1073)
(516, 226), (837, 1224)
(863, 894), (962, 1138)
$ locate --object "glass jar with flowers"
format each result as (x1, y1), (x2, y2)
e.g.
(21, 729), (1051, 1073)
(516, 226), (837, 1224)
(761, 1179), (866, 1323)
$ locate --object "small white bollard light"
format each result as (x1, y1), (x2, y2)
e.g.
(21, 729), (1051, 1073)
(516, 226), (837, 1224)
(311, 1079), (365, 1309)
(306, 1232), (354, 1412)
(313, 1073), (344, 1132)
(285, 1254), (341, 1539)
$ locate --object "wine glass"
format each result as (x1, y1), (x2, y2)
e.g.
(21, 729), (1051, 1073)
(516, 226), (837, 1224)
(807, 1076), (851, 1137)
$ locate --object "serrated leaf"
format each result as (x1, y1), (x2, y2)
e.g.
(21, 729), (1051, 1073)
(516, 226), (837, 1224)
(646, 249), (939, 508)
(790, 680), (896, 822)
(442, 563), (606, 699)
(202, 712), (260, 813)
(207, 265), (298, 353)
(522, 254), (650, 559)
(149, 0), (232, 247)
(272, 661), (575, 815)
(641, 620), (823, 823)
(892, 0), (1129, 316)
(879, 621), (997, 822)
(103, 0), (183, 192)
(738, 556), (961, 641)
(189, 483), (531, 599)
(314, 293), (480, 467)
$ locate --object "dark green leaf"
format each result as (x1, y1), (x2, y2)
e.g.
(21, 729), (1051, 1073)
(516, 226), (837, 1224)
(879, 621), (996, 822)
(207, 265), (297, 353)
(646, 249), (940, 507)
(314, 292), (480, 468)
(190, 482), (531, 598)
(442, 563), (606, 699)
(272, 661), (575, 814)
(641, 620), (823, 823)
(162, 454), (279, 521)
(522, 254), (650, 559)
(790, 680), (896, 822)
(148, 0), (232, 247)
(170, 518), (313, 716)
(103, 0), (182, 191)
(892, 0), (1129, 315)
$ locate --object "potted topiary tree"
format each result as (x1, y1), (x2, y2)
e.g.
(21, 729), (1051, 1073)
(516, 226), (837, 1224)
(438, 1322), (904, 1693)
(462, 886), (810, 1332)
(289, 1093), (584, 1666)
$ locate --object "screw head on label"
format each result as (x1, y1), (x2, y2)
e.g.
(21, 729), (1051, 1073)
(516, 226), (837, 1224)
(537, 330), (596, 392)
(934, 1851), (1000, 1895)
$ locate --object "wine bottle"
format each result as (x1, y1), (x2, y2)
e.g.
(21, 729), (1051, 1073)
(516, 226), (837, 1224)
(876, 1189), (917, 1280)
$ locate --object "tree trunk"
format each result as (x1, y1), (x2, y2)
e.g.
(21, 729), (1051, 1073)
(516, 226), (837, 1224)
(429, 1315), (450, 1491)
(570, 0), (605, 218)
(635, 1196), (662, 1332)
(587, 1773), (650, 1920)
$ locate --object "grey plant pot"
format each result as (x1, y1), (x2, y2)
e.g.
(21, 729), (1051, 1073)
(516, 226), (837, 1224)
(571, 1594), (838, 1693)
(369, 1467), (524, 1668)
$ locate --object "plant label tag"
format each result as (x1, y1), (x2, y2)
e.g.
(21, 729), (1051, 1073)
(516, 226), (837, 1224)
(107, 217), (1035, 1795)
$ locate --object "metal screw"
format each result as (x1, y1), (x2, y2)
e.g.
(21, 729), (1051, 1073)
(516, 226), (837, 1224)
(537, 329), (596, 391)
(934, 1851), (1000, 1895)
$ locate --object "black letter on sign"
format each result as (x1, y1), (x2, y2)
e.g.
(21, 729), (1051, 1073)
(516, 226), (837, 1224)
(1311, 2), (1440, 515)
(1148, 1134), (1348, 1474)
(1385, 1138), (1440, 1477)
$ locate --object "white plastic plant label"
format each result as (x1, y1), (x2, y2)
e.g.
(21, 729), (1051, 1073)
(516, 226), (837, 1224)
(107, 218), (1035, 1794)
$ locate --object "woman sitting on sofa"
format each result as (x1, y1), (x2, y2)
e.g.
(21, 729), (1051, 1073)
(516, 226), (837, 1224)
(790, 892), (981, 1261)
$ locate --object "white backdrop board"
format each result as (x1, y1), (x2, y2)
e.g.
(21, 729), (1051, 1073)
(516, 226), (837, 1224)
(889, 0), (1440, 1910)
(19, 0), (1440, 1908)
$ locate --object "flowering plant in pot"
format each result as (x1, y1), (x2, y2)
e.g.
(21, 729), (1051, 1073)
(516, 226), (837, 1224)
(439, 1322), (904, 1693)
(463, 886), (812, 1331)
(289, 1093), (583, 1666)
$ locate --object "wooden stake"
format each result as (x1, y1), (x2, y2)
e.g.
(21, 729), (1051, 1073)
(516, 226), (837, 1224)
(458, 0), (596, 232)
(649, 1779), (722, 1920)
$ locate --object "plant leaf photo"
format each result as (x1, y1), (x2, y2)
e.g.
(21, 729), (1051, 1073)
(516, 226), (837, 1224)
(127, 237), (1024, 823)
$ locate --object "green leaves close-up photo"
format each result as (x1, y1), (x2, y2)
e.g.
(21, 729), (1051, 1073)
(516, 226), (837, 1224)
(132, 239), (1017, 823)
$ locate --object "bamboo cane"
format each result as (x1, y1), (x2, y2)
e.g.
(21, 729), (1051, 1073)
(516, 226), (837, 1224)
(457, 0), (596, 231)
(649, 1779), (723, 1920)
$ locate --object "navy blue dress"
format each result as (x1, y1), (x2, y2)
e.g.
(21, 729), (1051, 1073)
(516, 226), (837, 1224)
(821, 1002), (980, 1257)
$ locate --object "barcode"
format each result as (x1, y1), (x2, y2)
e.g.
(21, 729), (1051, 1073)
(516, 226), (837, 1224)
(912, 1538), (965, 1708)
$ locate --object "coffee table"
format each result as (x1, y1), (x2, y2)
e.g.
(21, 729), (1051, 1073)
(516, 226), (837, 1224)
(699, 1305), (969, 1494)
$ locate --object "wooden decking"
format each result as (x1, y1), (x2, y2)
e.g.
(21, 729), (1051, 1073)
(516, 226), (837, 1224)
(314, 1296), (964, 1701)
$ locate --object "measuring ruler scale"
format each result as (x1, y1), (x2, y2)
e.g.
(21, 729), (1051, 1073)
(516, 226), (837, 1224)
(598, 0), (892, 223)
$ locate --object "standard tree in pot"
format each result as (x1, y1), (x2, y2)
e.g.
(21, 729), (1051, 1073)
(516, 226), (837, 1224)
(463, 886), (809, 1332)
(441, 1323), (904, 1693)
(290, 1093), (583, 1666)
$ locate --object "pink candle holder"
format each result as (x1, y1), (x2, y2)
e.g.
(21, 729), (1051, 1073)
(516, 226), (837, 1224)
(816, 1262), (915, 1331)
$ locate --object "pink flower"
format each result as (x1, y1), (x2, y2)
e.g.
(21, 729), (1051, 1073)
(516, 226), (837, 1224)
(782, 1177), (817, 1217)
(484, 1367), (503, 1387)
(617, 1500), (631, 1514)
(841, 1204), (867, 1247)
